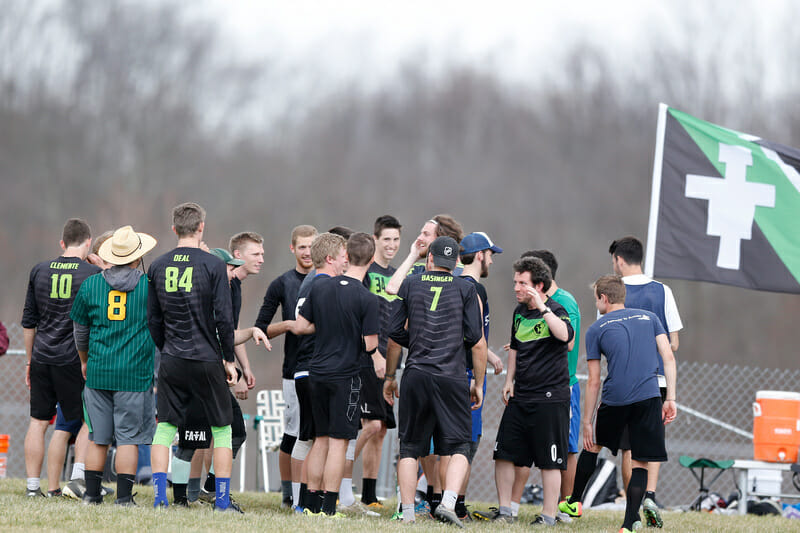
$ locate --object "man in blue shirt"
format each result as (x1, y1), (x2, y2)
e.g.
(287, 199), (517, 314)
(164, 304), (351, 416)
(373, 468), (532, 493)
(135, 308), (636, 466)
(559, 276), (676, 533)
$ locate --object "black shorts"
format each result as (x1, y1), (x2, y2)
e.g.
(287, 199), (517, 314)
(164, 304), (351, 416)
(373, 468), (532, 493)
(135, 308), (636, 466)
(493, 400), (569, 470)
(295, 375), (315, 441)
(157, 354), (232, 428)
(310, 374), (361, 440)
(29, 360), (84, 421)
(596, 396), (667, 462)
(619, 387), (666, 451)
(398, 368), (472, 460)
(359, 366), (397, 429)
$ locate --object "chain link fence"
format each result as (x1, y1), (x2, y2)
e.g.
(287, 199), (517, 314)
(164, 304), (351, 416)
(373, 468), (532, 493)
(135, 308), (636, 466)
(2, 323), (799, 508)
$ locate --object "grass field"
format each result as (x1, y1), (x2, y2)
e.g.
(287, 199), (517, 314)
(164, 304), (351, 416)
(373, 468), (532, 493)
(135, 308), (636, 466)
(0, 478), (795, 532)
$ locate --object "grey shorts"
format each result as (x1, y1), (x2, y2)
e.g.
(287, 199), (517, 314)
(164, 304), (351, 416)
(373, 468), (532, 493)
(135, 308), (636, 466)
(84, 386), (156, 446)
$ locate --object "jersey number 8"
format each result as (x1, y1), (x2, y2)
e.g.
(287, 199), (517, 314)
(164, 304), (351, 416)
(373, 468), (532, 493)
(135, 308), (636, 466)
(107, 290), (127, 321)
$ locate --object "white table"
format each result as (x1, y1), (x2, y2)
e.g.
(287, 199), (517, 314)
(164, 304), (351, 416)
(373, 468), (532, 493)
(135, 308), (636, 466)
(732, 459), (798, 516)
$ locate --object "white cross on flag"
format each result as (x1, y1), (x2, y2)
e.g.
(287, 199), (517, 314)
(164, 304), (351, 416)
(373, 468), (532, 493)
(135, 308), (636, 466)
(645, 104), (800, 293)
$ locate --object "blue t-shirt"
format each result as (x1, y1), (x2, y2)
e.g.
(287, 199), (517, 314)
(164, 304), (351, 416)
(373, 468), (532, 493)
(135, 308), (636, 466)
(585, 308), (665, 406)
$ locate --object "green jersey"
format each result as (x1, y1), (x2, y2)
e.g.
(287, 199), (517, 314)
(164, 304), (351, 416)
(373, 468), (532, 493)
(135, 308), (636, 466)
(551, 287), (581, 386)
(71, 269), (155, 391)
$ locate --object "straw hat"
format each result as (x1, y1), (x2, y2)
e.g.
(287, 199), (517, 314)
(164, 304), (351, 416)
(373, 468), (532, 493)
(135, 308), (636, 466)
(98, 225), (157, 266)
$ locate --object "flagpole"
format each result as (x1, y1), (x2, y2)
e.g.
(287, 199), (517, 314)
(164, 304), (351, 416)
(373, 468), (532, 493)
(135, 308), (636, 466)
(645, 103), (669, 277)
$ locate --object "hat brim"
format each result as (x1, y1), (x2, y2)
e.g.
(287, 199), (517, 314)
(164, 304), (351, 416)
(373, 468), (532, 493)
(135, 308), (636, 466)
(98, 232), (157, 266)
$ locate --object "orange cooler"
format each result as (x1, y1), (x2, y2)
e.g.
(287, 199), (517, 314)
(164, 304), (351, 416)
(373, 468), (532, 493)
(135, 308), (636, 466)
(753, 390), (800, 463)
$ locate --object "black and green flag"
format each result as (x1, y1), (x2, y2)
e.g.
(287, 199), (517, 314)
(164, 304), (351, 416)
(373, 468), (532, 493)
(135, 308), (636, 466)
(645, 104), (800, 293)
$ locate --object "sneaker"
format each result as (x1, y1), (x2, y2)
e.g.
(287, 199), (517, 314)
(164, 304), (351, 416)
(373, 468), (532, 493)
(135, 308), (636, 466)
(324, 512), (347, 519)
(281, 497), (293, 508)
(83, 493), (103, 505)
(455, 504), (472, 521)
(26, 488), (45, 498)
(228, 496), (244, 514)
(390, 511), (402, 521)
(338, 501), (380, 517)
(414, 499), (430, 515)
(153, 500), (169, 509)
(367, 501), (386, 510)
(293, 505), (305, 513)
(302, 508), (323, 517)
(619, 529), (634, 533)
(558, 499), (582, 518)
(471, 507), (497, 521)
(642, 497), (663, 528)
(632, 520), (643, 531)
(214, 503), (244, 514)
(198, 488), (215, 504)
(100, 484), (115, 497)
(63, 479), (85, 500)
(433, 505), (465, 528)
(556, 511), (573, 523)
(47, 489), (62, 497)
(115, 493), (137, 507)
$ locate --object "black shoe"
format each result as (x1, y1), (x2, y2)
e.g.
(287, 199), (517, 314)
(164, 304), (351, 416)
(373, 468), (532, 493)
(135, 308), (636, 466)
(115, 493), (137, 507)
(455, 504), (472, 521)
(228, 496), (244, 514)
(83, 493), (104, 505)
(26, 488), (45, 498)
(47, 489), (62, 498)
(214, 503), (245, 514)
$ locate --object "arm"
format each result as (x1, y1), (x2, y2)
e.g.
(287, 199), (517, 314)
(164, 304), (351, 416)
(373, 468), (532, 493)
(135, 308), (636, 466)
(386, 242), (420, 295)
(266, 320), (294, 339)
(529, 288), (569, 341)
(669, 331), (679, 353)
(383, 338), (403, 405)
(73, 319), (90, 380)
(212, 264), (236, 363)
(233, 344), (255, 389)
(23, 327), (35, 389)
(502, 348), (517, 405)
(657, 333), (677, 424)
(291, 314), (315, 335)
(582, 359), (602, 451)
(364, 334), (378, 354)
(254, 278), (282, 337)
(469, 337), (487, 409)
(487, 348), (503, 374)
(147, 272), (165, 350)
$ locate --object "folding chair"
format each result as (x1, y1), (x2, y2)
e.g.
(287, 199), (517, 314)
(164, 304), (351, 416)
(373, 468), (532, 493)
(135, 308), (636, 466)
(679, 455), (735, 511)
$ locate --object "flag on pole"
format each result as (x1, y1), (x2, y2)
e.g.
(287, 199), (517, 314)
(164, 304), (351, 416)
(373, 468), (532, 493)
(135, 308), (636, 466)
(645, 104), (800, 294)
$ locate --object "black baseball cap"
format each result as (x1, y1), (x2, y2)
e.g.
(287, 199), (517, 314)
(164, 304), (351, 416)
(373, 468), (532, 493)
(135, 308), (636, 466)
(429, 236), (459, 270)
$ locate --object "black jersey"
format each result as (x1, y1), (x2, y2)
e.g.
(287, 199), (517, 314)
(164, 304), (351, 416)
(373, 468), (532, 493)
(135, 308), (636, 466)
(509, 299), (574, 402)
(389, 271), (482, 377)
(299, 275), (379, 379)
(461, 276), (490, 369)
(230, 277), (242, 328)
(255, 268), (307, 379)
(363, 262), (400, 361)
(22, 256), (101, 365)
(293, 272), (325, 374)
(147, 247), (235, 363)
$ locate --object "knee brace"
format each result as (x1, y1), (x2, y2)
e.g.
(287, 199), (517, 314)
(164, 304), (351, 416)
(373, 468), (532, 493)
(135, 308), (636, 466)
(152, 422), (177, 447)
(291, 439), (312, 461)
(346, 438), (356, 461)
(211, 425), (232, 450)
(172, 457), (191, 484)
(280, 433), (297, 455)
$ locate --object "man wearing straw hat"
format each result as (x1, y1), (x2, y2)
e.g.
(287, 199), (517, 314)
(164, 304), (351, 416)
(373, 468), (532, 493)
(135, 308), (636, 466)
(70, 225), (158, 506)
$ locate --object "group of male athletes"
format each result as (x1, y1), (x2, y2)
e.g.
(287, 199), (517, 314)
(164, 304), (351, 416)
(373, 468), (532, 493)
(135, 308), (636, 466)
(22, 205), (681, 532)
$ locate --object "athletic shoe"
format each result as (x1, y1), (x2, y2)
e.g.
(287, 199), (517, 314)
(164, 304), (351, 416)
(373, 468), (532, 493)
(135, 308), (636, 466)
(632, 520), (643, 530)
(558, 499), (582, 518)
(367, 501), (386, 510)
(281, 496), (293, 508)
(83, 493), (103, 505)
(293, 505), (305, 513)
(324, 512), (347, 519)
(433, 505), (465, 528)
(619, 529), (634, 533)
(556, 511), (573, 523)
(47, 489), (62, 497)
(63, 479), (114, 500)
(302, 508), (323, 517)
(63, 480), (85, 500)
(153, 500), (169, 509)
(26, 488), (45, 497)
(390, 511), (402, 521)
(455, 504), (472, 521)
(471, 507), (497, 521)
(228, 496), (244, 514)
(115, 493), (137, 507)
(198, 488), (215, 504)
(338, 501), (380, 517)
(642, 497), (663, 528)
(214, 504), (244, 514)
(414, 499), (430, 515)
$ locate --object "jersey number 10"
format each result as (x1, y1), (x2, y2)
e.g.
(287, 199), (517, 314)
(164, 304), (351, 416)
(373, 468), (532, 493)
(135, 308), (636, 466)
(165, 266), (193, 293)
(49, 274), (72, 299)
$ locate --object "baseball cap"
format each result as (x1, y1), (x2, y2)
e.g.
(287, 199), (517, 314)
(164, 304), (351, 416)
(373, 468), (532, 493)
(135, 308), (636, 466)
(429, 236), (459, 270)
(460, 232), (503, 255)
(209, 247), (244, 266)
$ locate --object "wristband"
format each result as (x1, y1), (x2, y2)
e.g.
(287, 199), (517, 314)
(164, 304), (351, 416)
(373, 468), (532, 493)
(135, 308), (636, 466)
(385, 374), (396, 380)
